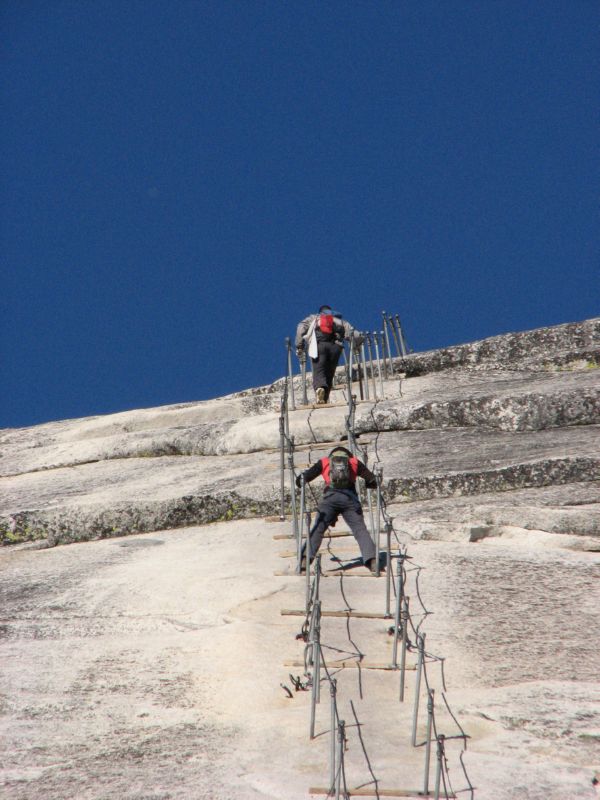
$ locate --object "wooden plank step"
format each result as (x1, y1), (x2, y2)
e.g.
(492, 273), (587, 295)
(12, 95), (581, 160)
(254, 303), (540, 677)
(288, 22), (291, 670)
(263, 437), (373, 455)
(278, 546), (399, 558)
(273, 570), (380, 578)
(309, 788), (449, 797)
(281, 609), (389, 619)
(273, 529), (352, 540)
(284, 660), (415, 671)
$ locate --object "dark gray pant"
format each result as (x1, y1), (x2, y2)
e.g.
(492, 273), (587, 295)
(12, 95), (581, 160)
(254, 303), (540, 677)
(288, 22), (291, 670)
(304, 489), (375, 564)
(311, 340), (343, 400)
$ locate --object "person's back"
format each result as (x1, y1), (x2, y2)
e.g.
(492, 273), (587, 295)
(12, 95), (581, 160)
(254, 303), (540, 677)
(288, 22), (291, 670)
(295, 305), (361, 403)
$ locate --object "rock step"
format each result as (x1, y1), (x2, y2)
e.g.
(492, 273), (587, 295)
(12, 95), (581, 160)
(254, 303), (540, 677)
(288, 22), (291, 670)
(2, 372), (597, 477)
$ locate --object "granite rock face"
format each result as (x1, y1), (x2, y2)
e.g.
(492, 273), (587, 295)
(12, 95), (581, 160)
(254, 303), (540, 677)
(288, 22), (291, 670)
(0, 316), (599, 546)
(1, 317), (600, 800)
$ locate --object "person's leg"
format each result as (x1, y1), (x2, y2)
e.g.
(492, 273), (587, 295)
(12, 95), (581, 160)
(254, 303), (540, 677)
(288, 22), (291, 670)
(323, 342), (342, 401)
(339, 496), (376, 563)
(303, 496), (339, 561)
(311, 343), (330, 402)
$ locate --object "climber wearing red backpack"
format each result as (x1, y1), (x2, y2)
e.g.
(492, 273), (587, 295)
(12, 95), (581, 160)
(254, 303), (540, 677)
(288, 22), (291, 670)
(295, 305), (363, 404)
(295, 446), (378, 573)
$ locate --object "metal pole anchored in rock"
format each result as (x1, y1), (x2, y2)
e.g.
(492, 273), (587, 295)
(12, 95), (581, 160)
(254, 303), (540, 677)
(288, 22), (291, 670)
(388, 311), (402, 356)
(399, 596), (409, 701)
(300, 352), (309, 406)
(347, 327), (356, 397)
(360, 340), (370, 400)
(434, 735), (445, 800)
(329, 678), (338, 792)
(285, 338), (296, 411)
(288, 437), (298, 544)
(335, 720), (346, 800)
(412, 633), (426, 746)
(385, 521), (392, 616)
(423, 689), (435, 796)
(373, 331), (385, 396)
(377, 331), (388, 379)
(309, 601), (322, 739)
(395, 314), (408, 357)
(279, 403), (286, 520)
(356, 339), (365, 401)
(391, 557), (403, 668)
(297, 476), (305, 576)
(382, 312), (394, 375)
(374, 467), (382, 578)
(305, 494), (312, 610)
(365, 333), (378, 400)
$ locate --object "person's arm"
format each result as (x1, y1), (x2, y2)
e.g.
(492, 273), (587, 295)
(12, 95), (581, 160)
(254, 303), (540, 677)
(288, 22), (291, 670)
(295, 315), (314, 351)
(339, 318), (364, 347)
(356, 460), (377, 489)
(295, 459), (323, 486)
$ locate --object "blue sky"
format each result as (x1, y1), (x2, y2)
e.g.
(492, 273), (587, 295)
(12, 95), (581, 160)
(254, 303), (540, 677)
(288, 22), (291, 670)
(2, 1), (598, 428)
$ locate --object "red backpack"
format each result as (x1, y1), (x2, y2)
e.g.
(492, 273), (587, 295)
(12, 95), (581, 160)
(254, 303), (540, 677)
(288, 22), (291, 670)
(319, 313), (334, 334)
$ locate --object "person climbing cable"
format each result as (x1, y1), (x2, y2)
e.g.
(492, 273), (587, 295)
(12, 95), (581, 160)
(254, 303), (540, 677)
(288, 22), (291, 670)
(295, 446), (378, 573)
(295, 305), (363, 404)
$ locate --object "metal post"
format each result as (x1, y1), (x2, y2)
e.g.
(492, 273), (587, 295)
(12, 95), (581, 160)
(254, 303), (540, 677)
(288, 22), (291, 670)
(300, 353), (309, 406)
(412, 633), (426, 746)
(297, 476), (305, 575)
(329, 679), (337, 792)
(279, 404), (286, 520)
(347, 328), (355, 396)
(365, 334), (378, 400)
(356, 343), (364, 401)
(375, 469), (382, 578)
(314, 554), (321, 607)
(377, 331), (388, 379)
(391, 558), (403, 668)
(385, 522), (392, 616)
(388, 312), (402, 356)
(288, 437), (298, 544)
(423, 689), (435, 796)
(382, 312), (394, 376)
(285, 338), (296, 411)
(310, 601), (321, 739)
(366, 487), (376, 571)
(399, 596), (409, 701)
(305, 495), (312, 610)
(360, 341), (370, 400)
(373, 331), (385, 396)
(335, 720), (345, 800)
(395, 314), (408, 357)
(434, 735), (445, 800)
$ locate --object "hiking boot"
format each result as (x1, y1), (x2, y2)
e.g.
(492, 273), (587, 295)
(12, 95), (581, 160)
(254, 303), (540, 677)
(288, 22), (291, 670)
(365, 558), (379, 575)
(316, 388), (326, 404)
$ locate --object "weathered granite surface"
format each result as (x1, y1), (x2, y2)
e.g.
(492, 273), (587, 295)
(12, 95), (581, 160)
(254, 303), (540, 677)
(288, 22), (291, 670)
(1, 317), (600, 800)
(1, 317), (598, 545)
(395, 316), (600, 377)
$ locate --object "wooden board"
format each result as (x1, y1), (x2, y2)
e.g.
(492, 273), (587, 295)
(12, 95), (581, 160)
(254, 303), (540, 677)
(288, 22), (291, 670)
(273, 529), (352, 540)
(283, 660), (415, 671)
(309, 788), (447, 798)
(278, 546), (399, 558)
(273, 570), (380, 578)
(281, 609), (389, 619)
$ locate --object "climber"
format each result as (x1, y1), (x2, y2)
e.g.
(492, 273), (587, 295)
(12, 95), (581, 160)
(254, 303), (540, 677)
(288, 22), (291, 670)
(295, 446), (378, 573)
(295, 305), (363, 404)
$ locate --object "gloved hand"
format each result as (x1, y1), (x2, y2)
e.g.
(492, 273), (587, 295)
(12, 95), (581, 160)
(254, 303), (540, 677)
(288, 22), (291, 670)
(296, 345), (304, 358)
(295, 474), (305, 488)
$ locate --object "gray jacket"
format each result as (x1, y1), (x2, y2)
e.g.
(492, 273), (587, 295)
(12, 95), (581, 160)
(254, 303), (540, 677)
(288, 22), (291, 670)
(295, 313), (363, 350)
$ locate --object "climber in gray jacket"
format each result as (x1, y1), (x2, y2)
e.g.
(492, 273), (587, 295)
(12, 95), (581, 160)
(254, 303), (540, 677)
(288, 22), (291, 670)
(295, 305), (363, 404)
(296, 446), (378, 573)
